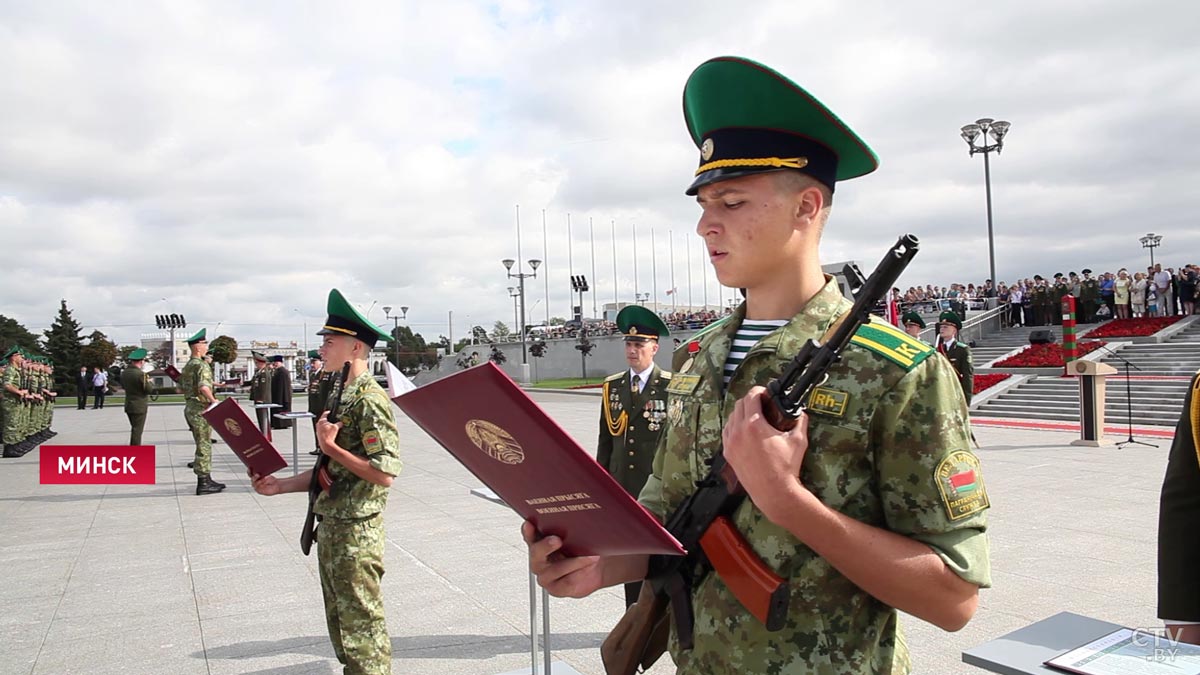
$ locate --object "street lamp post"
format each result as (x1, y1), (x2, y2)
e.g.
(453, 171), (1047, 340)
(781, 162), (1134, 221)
(636, 292), (650, 306)
(507, 287), (520, 340)
(1139, 233), (1163, 268)
(503, 257), (541, 383)
(960, 117), (1012, 289)
(383, 305), (408, 370)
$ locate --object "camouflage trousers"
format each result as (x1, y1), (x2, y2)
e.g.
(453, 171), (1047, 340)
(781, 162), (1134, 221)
(318, 512), (391, 675)
(184, 402), (211, 475)
(1, 401), (20, 444)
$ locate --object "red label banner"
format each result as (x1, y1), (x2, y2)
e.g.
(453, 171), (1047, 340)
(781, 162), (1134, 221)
(40, 446), (156, 485)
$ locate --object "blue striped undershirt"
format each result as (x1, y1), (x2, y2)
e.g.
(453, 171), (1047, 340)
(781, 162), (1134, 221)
(724, 320), (788, 387)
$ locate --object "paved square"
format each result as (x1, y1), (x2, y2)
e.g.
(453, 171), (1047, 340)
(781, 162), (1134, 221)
(0, 394), (1172, 674)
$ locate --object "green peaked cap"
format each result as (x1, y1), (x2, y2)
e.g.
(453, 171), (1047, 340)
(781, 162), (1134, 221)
(128, 348), (148, 361)
(185, 328), (206, 344)
(307, 349), (320, 359)
(901, 311), (925, 329)
(937, 311), (962, 330)
(316, 288), (393, 347)
(682, 56), (878, 195)
(2, 345), (22, 360)
(616, 305), (669, 341)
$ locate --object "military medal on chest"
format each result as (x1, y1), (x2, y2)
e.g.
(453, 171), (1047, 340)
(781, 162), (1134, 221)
(643, 397), (667, 431)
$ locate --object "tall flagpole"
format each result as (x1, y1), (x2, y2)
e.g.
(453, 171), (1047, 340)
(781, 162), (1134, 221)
(542, 208), (549, 327)
(567, 213), (573, 319)
(632, 221), (639, 304)
(651, 226), (658, 312)
(516, 204), (523, 332)
(610, 219), (617, 307)
(589, 217), (597, 319)
(686, 230), (693, 310)
(670, 229), (676, 312)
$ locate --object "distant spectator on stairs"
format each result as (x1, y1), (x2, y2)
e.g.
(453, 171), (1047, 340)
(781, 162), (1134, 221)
(1131, 272), (1148, 318)
(1114, 269), (1132, 319)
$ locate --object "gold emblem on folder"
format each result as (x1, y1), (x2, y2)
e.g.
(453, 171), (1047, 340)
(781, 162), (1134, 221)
(465, 419), (525, 465)
(224, 418), (242, 437)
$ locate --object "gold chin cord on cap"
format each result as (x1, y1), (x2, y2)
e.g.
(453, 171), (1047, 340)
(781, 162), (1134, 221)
(322, 325), (357, 337)
(694, 156), (808, 176)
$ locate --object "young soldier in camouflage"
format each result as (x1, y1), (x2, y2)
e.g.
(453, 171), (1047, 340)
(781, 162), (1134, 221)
(525, 56), (990, 674)
(251, 289), (402, 675)
(182, 329), (225, 495)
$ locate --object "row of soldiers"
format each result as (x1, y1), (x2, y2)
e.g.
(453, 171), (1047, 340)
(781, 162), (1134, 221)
(1016, 270), (1104, 326)
(1, 346), (58, 457)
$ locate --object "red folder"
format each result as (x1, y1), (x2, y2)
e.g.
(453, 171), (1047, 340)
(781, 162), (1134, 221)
(393, 363), (685, 557)
(165, 364), (181, 382)
(202, 399), (288, 476)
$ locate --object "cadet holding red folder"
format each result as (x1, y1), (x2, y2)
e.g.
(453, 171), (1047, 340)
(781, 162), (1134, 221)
(250, 289), (401, 675)
(524, 56), (991, 675)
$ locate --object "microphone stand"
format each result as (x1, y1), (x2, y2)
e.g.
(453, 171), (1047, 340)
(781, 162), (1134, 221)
(1094, 343), (1156, 448)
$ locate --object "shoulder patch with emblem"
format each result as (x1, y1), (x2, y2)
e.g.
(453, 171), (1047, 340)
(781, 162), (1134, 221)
(363, 430), (382, 452)
(659, 371), (672, 380)
(936, 450), (988, 521)
(850, 319), (934, 371)
(666, 373), (701, 395)
(806, 386), (849, 418)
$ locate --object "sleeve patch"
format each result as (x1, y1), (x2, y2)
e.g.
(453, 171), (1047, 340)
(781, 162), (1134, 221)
(936, 451), (989, 521)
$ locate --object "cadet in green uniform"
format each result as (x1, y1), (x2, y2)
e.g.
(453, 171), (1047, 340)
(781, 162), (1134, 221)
(182, 329), (225, 495)
(1158, 370), (1200, 645)
(935, 311), (975, 405)
(3, 348), (31, 457)
(251, 289), (402, 675)
(902, 310), (926, 341)
(122, 348), (151, 445)
(596, 305), (672, 607)
(525, 56), (990, 674)
(306, 349), (333, 456)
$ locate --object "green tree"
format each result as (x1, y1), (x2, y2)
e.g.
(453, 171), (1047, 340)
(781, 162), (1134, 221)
(388, 325), (438, 374)
(42, 300), (84, 394)
(79, 330), (118, 370)
(208, 335), (238, 365)
(549, 316), (566, 326)
(0, 314), (42, 357)
(472, 325), (490, 344)
(150, 341), (172, 370)
(492, 321), (510, 339)
(117, 345), (139, 366)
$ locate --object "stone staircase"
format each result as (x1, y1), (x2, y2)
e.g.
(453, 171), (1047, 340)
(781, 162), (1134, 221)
(973, 317), (1200, 427)
(970, 323), (1105, 368)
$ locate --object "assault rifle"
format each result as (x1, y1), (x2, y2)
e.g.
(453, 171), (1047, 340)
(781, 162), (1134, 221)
(601, 234), (920, 674)
(299, 361), (351, 556)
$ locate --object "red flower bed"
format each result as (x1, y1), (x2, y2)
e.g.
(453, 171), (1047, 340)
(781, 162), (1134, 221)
(1082, 316), (1181, 338)
(993, 341), (1107, 368)
(973, 373), (1011, 395)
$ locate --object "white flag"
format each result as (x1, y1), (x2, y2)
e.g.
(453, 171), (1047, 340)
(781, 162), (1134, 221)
(385, 361), (417, 398)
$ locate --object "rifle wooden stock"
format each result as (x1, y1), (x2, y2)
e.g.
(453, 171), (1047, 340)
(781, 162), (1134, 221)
(700, 516), (788, 630)
(601, 582), (671, 675)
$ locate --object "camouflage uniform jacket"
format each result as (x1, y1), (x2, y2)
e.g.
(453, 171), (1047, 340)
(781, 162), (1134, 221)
(638, 278), (991, 675)
(180, 357), (212, 405)
(315, 371), (402, 520)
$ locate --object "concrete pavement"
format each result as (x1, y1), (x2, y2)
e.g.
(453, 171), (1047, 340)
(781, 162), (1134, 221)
(0, 394), (1177, 674)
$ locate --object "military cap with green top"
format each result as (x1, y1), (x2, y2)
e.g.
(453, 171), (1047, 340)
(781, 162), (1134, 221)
(683, 56), (878, 196)
(2, 345), (23, 361)
(128, 348), (148, 361)
(316, 288), (394, 348)
(902, 311), (926, 329)
(307, 349), (321, 359)
(616, 305), (669, 342)
(185, 328), (207, 345)
(937, 310), (963, 330)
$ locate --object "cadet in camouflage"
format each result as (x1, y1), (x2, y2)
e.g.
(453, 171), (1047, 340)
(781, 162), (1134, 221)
(525, 56), (990, 675)
(252, 289), (401, 675)
(181, 329), (225, 495)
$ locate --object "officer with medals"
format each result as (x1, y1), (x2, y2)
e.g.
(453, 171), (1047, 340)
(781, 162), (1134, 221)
(121, 348), (152, 446)
(181, 329), (225, 496)
(1158, 369), (1200, 645)
(936, 311), (975, 405)
(596, 305), (672, 607)
(252, 289), (402, 675)
(902, 310), (926, 341)
(249, 350), (274, 435)
(524, 56), (990, 674)
(306, 349), (333, 456)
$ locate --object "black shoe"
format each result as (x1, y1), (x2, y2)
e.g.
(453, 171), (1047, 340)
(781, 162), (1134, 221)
(196, 474), (226, 495)
(309, 449), (320, 456)
(187, 461), (195, 469)
(2, 445), (19, 458)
